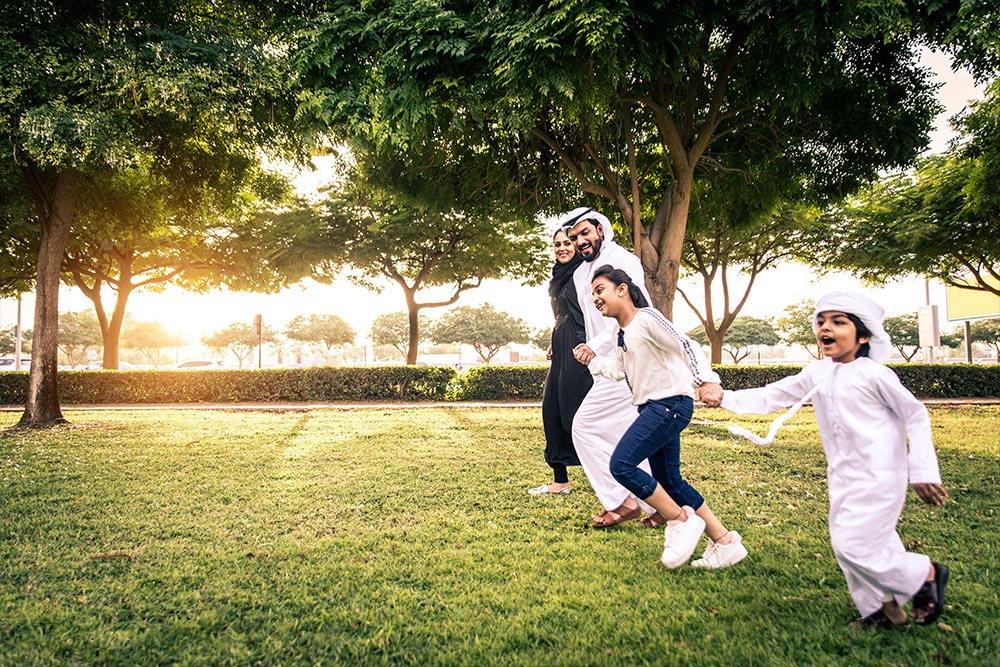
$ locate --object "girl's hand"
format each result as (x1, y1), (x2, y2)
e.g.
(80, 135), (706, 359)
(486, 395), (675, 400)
(912, 482), (948, 506)
(697, 383), (723, 407)
(545, 346), (553, 360)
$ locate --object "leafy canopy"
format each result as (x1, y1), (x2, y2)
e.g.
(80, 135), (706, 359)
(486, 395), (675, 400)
(294, 0), (960, 317)
(810, 76), (1000, 296)
(429, 303), (529, 364)
(286, 314), (356, 350)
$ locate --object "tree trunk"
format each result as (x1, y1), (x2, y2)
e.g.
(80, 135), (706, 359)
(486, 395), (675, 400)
(18, 168), (79, 429)
(645, 171), (693, 320)
(405, 290), (420, 365)
(706, 327), (725, 365)
(100, 282), (133, 369)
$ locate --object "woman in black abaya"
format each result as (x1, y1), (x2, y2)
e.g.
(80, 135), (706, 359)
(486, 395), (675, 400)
(528, 228), (593, 495)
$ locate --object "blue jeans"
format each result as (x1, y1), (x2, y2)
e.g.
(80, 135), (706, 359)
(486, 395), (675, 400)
(609, 395), (704, 510)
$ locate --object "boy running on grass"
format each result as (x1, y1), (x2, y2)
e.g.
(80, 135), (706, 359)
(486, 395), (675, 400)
(703, 291), (948, 628)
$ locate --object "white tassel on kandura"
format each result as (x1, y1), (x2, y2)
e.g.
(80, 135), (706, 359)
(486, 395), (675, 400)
(727, 383), (824, 445)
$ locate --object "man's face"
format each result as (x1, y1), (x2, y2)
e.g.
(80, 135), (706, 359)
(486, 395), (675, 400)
(568, 220), (604, 262)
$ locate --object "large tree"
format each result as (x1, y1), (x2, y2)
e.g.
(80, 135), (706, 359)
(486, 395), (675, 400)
(370, 311), (428, 362)
(687, 316), (778, 365)
(56, 310), (103, 369)
(302, 173), (546, 364)
(429, 304), (529, 364)
(295, 1), (962, 319)
(0, 1), (304, 426)
(812, 78), (1000, 296)
(62, 166), (305, 370)
(286, 314), (356, 356)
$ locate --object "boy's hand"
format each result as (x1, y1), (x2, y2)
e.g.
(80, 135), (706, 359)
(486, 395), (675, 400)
(697, 382), (723, 407)
(912, 482), (948, 506)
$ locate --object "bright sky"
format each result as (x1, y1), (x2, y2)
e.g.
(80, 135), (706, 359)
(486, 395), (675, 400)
(0, 49), (987, 357)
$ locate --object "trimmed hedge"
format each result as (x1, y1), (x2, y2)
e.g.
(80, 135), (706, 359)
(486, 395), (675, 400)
(717, 363), (1000, 399)
(456, 365), (549, 401)
(0, 365), (457, 405)
(454, 363), (1000, 401)
(0, 362), (996, 405)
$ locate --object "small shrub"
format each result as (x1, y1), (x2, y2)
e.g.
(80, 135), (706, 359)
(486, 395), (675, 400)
(455, 365), (548, 400)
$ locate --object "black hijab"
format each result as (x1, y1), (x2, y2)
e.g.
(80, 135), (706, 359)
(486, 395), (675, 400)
(549, 252), (583, 298)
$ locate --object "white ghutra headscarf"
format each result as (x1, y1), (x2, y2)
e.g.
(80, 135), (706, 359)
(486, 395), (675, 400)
(559, 206), (615, 243)
(813, 291), (893, 363)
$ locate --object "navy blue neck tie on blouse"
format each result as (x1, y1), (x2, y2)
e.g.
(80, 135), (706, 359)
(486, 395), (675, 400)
(616, 329), (632, 392)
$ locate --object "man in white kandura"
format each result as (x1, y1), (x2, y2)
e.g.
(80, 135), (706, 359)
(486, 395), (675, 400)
(561, 206), (654, 528)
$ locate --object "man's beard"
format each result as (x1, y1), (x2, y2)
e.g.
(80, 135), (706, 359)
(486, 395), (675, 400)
(581, 237), (603, 262)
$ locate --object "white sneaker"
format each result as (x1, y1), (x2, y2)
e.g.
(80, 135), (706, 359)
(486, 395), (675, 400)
(691, 531), (748, 569)
(527, 484), (571, 495)
(660, 506), (706, 569)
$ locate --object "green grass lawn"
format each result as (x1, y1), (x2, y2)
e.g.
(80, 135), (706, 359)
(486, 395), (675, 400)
(1, 405), (997, 666)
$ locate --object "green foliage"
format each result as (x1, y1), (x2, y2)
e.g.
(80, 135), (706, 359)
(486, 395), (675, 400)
(776, 300), (820, 360)
(0, 366), (458, 404)
(301, 172), (548, 363)
(202, 322), (276, 368)
(813, 77), (1000, 296)
(940, 327), (964, 350)
(679, 147), (825, 363)
(0, 326), (31, 355)
(429, 304), (530, 363)
(370, 311), (427, 360)
(885, 314), (922, 362)
(455, 364), (549, 400)
(122, 321), (182, 368)
(58, 163), (314, 365)
(0, 406), (997, 665)
(0, 0), (312, 423)
(57, 310), (102, 368)
(1, 1), (304, 181)
(295, 0), (954, 318)
(970, 318), (1000, 361)
(718, 317), (780, 364)
(687, 317), (779, 364)
(529, 327), (552, 352)
(285, 314), (356, 351)
(0, 361), (998, 405)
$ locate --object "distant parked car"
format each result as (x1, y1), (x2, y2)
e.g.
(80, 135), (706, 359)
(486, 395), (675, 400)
(0, 356), (31, 370)
(84, 361), (137, 370)
(177, 360), (225, 369)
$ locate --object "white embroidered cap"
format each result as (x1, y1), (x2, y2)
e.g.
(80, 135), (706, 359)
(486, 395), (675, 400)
(813, 291), (894, 363)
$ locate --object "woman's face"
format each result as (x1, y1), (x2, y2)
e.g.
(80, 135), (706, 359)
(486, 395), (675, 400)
(553, 230), (575, 264)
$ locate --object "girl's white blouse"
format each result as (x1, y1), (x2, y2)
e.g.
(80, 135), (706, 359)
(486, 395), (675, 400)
(588, 308), (720, 405)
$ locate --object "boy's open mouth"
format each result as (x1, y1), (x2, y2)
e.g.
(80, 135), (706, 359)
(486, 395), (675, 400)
(820, 335), (835, 345)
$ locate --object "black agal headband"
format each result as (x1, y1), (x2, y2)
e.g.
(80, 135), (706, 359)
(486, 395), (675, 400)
(562, 207), (596, 229)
